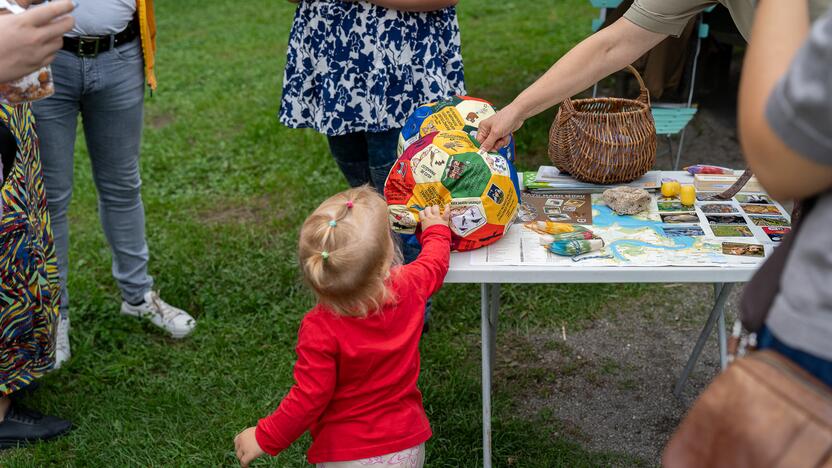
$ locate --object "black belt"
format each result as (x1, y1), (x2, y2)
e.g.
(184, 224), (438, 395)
(62, 19), (139, 57)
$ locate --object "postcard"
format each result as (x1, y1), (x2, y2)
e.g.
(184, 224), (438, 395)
(740, 204), (781, 215)
(657, 201), (690, 212)
(711, 224), (754, 237)
(663, 226), (706, 237)
(763, 226), (791, 242)
(749, 216), (790, 227)
(699, 203), (738, 214)
(705, 214), (746, 225)
(735, 194), (773, 204)
(722, 242), (765, 257)
(697, 192), (720, 201)
(660, 213), (700, 224)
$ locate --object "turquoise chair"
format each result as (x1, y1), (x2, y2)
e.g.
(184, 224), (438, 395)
(590, 0), (623, 32)
(652, 16), (710, 170)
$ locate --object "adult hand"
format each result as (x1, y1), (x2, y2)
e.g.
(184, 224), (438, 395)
(0, 0), (74, 83)
(420, 205), (450, 230)
(234, 427), (266, 468)
(477, 103), (524, 152)
(13, 0), (44, 8)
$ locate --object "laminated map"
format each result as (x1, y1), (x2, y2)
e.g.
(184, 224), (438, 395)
(471, 194), (789, 267)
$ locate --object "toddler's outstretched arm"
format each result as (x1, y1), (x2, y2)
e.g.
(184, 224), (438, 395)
(399, 206), (452, 299)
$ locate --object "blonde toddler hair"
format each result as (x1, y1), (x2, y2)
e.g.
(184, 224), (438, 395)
(298, 186), (401, 317)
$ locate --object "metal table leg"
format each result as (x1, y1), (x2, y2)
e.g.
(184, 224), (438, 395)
(481, 283), (500, 468)
(712, 283), (729, 371)
(718, 304), (728, 371)
(674, 283), (734, 398)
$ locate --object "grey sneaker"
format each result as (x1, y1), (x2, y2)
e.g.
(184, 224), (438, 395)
(120, 291), (195, 339)
(54, 316), (71, 369)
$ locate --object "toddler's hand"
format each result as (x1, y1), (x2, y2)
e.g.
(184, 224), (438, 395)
(420, 205), (449, 230)
(234, 427), (266, 468)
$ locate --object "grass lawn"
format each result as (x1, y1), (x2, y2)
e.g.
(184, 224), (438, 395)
(5, 0), (657, 466)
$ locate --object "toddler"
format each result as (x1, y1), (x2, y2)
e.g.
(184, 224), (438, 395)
(234, 186), (451, 467)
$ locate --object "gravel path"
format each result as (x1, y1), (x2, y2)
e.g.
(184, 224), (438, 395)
(496, 284), (745, 465)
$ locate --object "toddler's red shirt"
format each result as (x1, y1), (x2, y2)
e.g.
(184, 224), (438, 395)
(255, 224), (451, 463)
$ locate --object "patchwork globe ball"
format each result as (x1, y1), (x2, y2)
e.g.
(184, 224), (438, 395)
(385, 130), (520, 252)
(398, 95), (516, 163)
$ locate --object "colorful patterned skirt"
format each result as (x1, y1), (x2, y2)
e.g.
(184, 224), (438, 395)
(0, 103), (60, 397)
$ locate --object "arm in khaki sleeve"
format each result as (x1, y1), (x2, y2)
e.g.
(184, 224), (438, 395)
(477, 17), (667, 151)
(738, 0), (832, 200)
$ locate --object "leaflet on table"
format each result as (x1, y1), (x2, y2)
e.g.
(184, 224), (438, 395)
(471, 193), (780, 267)
(521, 169), (662, 193)
(519, 192), (592, 224)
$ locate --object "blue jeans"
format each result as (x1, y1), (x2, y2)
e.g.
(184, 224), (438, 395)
(32, 40), (152, 316)
(758, 326), (832, 388)
(326, 128), (401, 193)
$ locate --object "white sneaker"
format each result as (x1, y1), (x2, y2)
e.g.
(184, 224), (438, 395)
(120, 291), (196, 339)
(54, 316), (71, 369)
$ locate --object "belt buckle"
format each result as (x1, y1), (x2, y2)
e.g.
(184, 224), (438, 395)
(77, 36), (100, 57)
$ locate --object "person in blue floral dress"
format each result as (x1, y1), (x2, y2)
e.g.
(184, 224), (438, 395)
(280, 0), (466, 192)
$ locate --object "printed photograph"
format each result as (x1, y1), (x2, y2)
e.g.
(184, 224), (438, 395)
(660, 213), (700, 224)
(711, 224), (754, 237)
(662, 226), (706, 237)
(762, 226), (791, 242)
(722, 242), (765, 257)
(735, 194), (773, 204)
(705, 215), (746, 225)
(657, 201), (690, 212)
(696, 192), (720, 201)
(699, 203), (737, 214)
(749, 216), (790, 227)
(740, 204), (781, 215)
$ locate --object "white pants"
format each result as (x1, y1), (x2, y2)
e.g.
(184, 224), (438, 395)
(316, 443), (425, 468)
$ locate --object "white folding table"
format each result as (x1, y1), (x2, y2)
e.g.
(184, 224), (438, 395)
(444, 258), (759, 467)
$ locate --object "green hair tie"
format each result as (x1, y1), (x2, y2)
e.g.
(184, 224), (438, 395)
(329, 220), (337, 227)
(321, 251), (329, 261)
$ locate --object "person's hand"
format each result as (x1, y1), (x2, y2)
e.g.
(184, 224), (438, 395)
(0, 0), (75, 83)
(13, 0), (45, 8)
(477, 103), (524, 152)
(234, 427), (266, 468)
(420, 205), (450, 230)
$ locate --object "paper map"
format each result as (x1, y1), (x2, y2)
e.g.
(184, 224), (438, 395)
(471, 194), (785, 267)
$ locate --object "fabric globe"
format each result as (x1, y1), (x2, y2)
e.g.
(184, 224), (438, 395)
(397, 95), (516, 163)
(385, 130), (520, 251)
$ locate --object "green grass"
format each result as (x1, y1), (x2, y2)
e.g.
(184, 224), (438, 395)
(5, 0), (657, 465)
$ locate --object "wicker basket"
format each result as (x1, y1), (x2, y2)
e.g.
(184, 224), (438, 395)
(548, 65), (657, 184)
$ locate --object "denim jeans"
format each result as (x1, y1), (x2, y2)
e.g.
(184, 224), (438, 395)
(32, 40), (152, 316)
(758, 326), (832, 388)
(326, 128), (401, 193)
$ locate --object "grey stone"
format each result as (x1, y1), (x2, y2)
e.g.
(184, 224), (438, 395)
(602, 186), (651, 215)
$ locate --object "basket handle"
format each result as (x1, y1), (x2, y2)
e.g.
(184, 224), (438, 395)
(558, 64), (651, 111)
(624, 64), (651, 107)
(557, 94), (577, 125)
